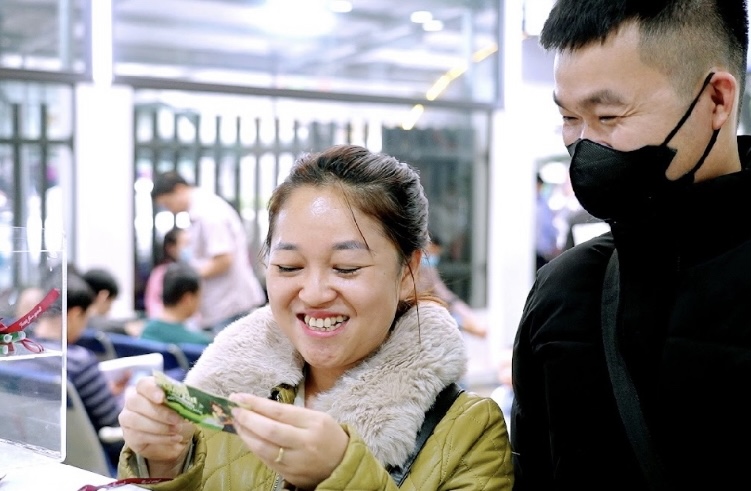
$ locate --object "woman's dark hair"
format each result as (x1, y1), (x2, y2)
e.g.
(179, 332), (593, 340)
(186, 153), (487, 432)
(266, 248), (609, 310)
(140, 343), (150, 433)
(159, 227), (184, 264)
(263, 144), (432, 313)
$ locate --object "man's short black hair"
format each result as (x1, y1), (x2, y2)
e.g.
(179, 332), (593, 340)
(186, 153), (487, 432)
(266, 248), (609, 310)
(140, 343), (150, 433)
(151, 171), (190, 199)
(540, 0), (749, 100)
(162, 262), (200, 307)
(82, 268), (119, 299)
(67, 274), (96, 312)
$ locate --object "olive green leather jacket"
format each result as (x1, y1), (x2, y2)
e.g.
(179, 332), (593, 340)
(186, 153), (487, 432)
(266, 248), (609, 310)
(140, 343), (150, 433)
(118, 303), (514, 489)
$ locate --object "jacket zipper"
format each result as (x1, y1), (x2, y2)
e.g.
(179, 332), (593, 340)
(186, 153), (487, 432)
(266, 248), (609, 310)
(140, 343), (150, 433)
(272, 474), (284, 491)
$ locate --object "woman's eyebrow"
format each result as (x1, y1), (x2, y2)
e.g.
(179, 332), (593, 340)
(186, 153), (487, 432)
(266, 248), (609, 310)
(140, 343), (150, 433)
(271, 240), (369, 252)
(332, 240), (369, 251)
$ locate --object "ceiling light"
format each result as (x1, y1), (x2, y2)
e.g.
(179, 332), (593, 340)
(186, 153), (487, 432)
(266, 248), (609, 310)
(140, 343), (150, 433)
(410, 11), (433, 23)
(329, 0), (352, 13)
(258, 0), (336, 38)
(422, 20), (444, 32)
(401, 104), (425, 131)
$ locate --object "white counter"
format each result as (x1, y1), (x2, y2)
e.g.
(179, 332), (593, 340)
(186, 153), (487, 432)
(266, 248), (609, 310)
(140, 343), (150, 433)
(0, 461), (143, 490)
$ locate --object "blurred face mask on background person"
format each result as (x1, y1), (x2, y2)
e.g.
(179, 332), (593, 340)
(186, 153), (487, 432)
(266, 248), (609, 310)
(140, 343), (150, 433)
(422, 254), (440, 268)
(179, 247), (193, 264)
(566, 72), (719, 223)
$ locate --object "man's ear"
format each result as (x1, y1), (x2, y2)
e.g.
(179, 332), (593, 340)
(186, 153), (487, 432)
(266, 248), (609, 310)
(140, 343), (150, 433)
(709, 71), (738, 130)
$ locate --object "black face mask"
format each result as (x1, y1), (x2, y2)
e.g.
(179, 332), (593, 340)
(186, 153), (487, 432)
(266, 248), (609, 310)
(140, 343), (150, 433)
(566, 72), (719, 223)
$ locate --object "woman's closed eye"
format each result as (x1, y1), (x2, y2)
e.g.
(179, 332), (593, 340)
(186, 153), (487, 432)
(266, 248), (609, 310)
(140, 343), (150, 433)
(334, 266), (361, 275)
(272, 264), (362, 275)
(274, 264), (301, 273)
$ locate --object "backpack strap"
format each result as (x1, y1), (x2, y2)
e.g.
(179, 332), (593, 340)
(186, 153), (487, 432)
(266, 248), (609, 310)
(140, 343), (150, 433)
(388, 383), (464, 486)
(601, 250), (671, 490)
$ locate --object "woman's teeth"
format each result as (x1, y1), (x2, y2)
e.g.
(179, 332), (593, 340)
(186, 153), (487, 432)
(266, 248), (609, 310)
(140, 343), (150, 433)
(304, 315), (348, 331)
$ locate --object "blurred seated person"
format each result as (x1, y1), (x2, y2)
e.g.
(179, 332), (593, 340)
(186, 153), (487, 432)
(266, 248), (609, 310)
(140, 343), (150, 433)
(536, 174), (561, 269)
(490, 347), (514, 427)
(13, 286), (44, 321)
(82, 267), (121, 331)
(140, 263), (212, 346)
(144, 227), (189, 320)
(416, 235), (487, 338)
(34, 273), (127, 470)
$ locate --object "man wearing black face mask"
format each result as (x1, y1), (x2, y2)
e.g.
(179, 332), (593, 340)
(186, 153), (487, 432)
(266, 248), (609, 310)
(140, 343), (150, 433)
(510, 1), (751, 490)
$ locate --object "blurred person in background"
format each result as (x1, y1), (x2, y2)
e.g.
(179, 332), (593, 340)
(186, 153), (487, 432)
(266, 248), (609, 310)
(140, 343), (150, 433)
(140, 262), (211, 346)
(535, 174), (560, 270)
(143, 227), (189, 320)
(82, 267), (121, 331)
(151, 172), (267, 336)
(416, 234), (487, 338)
(35, 273), (126, 471)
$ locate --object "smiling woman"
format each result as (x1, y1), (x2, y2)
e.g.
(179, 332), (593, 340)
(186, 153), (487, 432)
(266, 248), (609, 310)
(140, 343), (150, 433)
(116, 144), (514, 490)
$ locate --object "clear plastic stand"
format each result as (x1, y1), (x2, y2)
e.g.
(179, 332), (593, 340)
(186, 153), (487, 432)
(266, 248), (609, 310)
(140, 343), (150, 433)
(0, 227), (66, 474)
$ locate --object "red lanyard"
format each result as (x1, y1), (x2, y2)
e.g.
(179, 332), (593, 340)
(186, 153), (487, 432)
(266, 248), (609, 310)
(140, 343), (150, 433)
(77, 477), (172, 491)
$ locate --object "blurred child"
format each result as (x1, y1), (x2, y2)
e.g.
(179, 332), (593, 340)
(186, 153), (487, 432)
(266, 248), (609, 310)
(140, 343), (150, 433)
(140, 262), (211, 346)
(143, 227), (188, 319)
(82, 267), (120, 330)
(34, 273), (126, 471)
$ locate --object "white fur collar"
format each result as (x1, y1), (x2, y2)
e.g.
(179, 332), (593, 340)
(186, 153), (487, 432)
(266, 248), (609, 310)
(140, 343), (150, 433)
(185, 302), (467, 467)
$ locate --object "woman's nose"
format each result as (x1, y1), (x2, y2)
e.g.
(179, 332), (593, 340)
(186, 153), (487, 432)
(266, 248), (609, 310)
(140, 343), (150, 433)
(298, 270), (337, 306)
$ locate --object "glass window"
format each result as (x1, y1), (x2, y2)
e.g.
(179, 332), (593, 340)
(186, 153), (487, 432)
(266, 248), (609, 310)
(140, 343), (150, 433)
(0, 0), (88, 73)
(0, 81), (74, 284)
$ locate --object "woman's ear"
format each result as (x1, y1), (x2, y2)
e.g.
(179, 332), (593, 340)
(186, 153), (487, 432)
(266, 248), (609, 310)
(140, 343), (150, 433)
(399, 250), (422, 299)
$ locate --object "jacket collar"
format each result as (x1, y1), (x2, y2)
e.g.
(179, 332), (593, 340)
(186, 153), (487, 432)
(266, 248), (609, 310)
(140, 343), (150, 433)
(184, 302), (467, 467)
(610, 135), (751, 270)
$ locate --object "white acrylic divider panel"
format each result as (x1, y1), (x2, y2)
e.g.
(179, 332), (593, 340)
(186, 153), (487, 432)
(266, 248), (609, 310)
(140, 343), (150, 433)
(0, 227), (66, 471)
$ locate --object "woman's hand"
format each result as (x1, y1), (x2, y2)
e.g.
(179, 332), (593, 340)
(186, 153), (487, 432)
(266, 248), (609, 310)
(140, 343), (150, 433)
(229, 393), (349, 489)
(118, 376), (195, 478)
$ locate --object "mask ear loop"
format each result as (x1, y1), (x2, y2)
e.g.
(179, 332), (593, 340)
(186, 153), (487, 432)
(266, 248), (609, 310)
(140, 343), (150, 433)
(662, 72), (715, 145)
(683, 127), (720, 182)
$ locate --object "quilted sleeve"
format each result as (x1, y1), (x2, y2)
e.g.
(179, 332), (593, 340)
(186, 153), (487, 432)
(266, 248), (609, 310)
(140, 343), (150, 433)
(117, 431), (206, 491)
(317, 393), (514, 490)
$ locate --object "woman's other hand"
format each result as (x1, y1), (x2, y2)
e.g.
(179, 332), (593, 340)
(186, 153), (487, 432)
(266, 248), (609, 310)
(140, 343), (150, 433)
(229, 393), (349, 489)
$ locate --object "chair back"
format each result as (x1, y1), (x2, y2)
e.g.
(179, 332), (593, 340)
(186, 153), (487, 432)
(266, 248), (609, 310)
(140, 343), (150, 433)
(64, 380), (112, 476)
(178, 342), (206, 368)
(106, 333), (189, 380)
